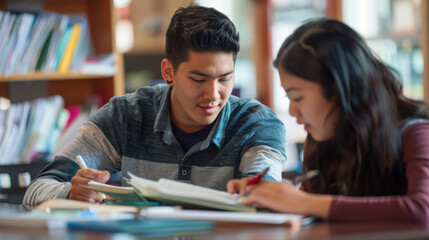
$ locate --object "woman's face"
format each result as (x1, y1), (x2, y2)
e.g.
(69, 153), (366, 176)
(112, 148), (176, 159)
(279, 69), (339, 142)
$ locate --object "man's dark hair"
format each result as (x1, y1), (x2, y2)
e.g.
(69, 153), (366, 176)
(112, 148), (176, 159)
(166, 5), (240, 71)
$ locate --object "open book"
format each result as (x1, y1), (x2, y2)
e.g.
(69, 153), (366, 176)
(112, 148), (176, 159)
(81, 182), (143, 202)
(83, 172), (256, 212)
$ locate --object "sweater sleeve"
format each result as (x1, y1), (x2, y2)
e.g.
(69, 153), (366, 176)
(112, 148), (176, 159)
(328, 121), (429, 224)
(23, 120), (122, 207)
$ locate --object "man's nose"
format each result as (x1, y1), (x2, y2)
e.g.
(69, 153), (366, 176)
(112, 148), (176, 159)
(204, 80), (220, 101)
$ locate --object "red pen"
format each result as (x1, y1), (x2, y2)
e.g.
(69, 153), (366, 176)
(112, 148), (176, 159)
(247, 167), (270, 186)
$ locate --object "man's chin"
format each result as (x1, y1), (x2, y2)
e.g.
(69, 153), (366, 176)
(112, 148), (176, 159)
(198, 117), (217, 126)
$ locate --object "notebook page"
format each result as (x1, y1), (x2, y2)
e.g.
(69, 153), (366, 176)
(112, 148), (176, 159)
(155, 178), (240, 205)
(128, 172), (241, 205)
(87, 181), (134, 193)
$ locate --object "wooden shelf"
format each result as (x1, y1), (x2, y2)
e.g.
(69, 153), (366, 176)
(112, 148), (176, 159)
(0, 72), (114, 82)
(0, 0), (125, 105)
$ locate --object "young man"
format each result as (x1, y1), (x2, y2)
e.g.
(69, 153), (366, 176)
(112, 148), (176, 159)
(23, 5), (286, 206)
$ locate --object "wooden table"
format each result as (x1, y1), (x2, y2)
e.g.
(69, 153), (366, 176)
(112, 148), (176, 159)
(0, 204), (428, 240)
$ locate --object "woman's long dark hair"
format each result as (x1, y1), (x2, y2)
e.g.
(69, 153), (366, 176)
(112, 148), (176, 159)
(274, 18), (429, 196)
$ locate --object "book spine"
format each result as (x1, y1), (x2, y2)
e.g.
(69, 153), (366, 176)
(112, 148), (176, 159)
(53, 25), (72, 71)
(58, 22), (81, 73)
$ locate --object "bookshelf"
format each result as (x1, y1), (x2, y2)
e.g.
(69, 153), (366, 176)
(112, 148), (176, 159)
(0, 0), (125, 106)
(0, 0), (124, 203)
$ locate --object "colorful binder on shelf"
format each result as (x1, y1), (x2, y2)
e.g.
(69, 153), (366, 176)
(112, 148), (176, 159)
(58, 22), (81, 73)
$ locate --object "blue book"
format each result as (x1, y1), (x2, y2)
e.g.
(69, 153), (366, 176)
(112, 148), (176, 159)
(67, 218), (213, 237)
(53, 24), (71, 71)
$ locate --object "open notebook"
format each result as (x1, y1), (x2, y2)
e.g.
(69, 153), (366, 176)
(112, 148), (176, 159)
(80, 182), (142, 202)
(82, 172), (256, 212)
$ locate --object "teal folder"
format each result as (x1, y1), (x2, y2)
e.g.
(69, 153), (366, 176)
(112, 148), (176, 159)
(67, 218), (213, 237)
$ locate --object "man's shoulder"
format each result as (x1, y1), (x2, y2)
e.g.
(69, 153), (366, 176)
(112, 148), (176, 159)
(106, 84), (169, 108)
(94, 85), (168, 118)
(228, 96), (275, 116)
(222, 96), (286, 144)
(127, 84), (169, 101)
(229, 95), (261, 107)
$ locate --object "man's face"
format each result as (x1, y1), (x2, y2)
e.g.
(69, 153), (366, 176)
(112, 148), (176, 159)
(162, 51), (235, 133)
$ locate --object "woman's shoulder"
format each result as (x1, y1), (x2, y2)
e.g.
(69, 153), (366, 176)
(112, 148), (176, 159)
(400, 119), (429, 135)
(401, 119), (429, 156)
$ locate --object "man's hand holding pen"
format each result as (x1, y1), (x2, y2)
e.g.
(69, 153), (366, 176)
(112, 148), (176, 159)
(68, 155), (110, 203)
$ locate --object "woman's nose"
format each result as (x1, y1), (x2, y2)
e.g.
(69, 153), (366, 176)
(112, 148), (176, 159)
(289, 101), (300, 117)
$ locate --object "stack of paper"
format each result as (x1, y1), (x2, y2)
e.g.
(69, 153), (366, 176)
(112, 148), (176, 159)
(140, 206), (303, 225)
(0, 199), (136, 229)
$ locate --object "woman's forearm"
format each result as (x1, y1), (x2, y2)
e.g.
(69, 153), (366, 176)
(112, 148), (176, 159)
(301, 192), (333, 219)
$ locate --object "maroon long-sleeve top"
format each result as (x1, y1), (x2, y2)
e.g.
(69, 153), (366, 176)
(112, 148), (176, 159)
(306, 121), (429, 224)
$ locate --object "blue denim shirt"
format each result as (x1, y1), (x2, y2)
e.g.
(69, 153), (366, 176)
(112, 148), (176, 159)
(23, 84), (286, 206)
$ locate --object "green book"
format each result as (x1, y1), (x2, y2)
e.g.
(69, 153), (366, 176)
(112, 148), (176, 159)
(35, 29), (53, 70)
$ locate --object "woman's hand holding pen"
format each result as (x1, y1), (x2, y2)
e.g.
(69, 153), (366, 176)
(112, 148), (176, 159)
(69, 168), (110, 203)
(226, 171), (333, 218)
(227, 177), (311, 215)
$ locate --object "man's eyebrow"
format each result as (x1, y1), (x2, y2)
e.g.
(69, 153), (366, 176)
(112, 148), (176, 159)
(189, 70), (234, 78)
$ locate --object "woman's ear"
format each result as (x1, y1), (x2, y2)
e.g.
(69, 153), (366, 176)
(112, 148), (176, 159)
(161, 59), (174, 85)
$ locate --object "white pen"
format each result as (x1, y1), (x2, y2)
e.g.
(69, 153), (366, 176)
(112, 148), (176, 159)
(76, 155), (107, 203)
(293, 169), (320, 187)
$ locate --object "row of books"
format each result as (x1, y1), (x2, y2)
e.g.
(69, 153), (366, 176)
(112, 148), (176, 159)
(0, 95), (99, 165)
(0, 11), (90, 75)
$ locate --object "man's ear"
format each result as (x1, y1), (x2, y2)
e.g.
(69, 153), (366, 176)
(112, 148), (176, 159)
(161, 59), (174, 85)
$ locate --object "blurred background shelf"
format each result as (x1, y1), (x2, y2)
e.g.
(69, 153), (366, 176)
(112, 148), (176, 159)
(0, 0), (124, 106)
(0, 72), (114, 81)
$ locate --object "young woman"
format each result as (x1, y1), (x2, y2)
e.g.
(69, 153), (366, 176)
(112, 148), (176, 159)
(227, 18), (429, 224)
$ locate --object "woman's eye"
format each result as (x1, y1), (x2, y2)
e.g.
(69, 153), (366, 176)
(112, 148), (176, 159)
(293, 97), (303, 103)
